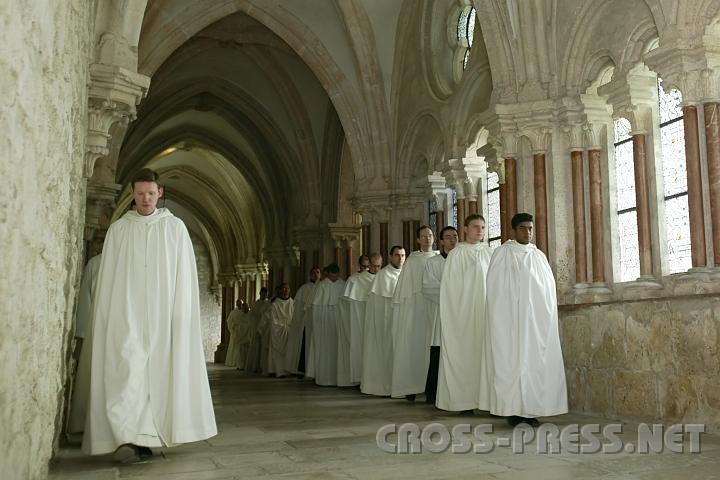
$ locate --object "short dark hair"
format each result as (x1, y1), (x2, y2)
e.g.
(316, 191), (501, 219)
(511, 213), (534, 229)
(310, 265), (321, 273)
(326, 263), (340, 274)
(439, 226), (458, 239)
(464, 214), (485, 227)
(389, 245), (404, 256)
(415, 225), (432, 238)
(358, 254), (369, 265)
(130, 168), (160, 189)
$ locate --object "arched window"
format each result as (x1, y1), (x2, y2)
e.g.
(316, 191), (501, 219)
(614, 117), (640, 281)
(457, 6), (476, 70)
(657, 78), (691, 273)
(487, 171), (501, 247)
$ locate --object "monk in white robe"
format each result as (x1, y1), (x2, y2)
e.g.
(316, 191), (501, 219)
(245, 289), (271, 374)
(310, 264), (346, 386)
(338, 255), (374, 386)
(284, 267), (321, 376)
(422, 226), (458, 405)
(268, 284), (294, 377)
(256, 289), (274, 375)
(83, 169), (216, 460)
(225, 300), (250, 369)
(68, 253), (102, 434)
(391, 227), (437, 400)
(479, 213), (568, 426)
(361, 247), (405, 396)
(437, 214), (492, 412)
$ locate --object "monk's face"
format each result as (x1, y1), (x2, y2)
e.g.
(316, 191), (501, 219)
(389, 248), (406, 269)
(464, 218), (486, 244)
(131, 181), (163, 216)
(416, 228), (434, 250)
(359, 256), (370, 271)
(310, 268), (321, 282)
(279, 284), (290, 299)
(514, 221), (533, 245)
(440, 229), (458, 253)
(368, 256), (382, 274)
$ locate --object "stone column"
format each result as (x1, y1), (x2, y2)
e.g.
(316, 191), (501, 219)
(682, 105), (707, 268)
(632, 133), (653, 276)
(570, 150), (588, 284)
(361, 224), (371, 256)
(504, 157), (517, 239)
(456, 187), (466, 241)
(380, 222), (389, 258)
(533, 152), (549, 256)
(215, 273), (236, 363)
(467, 198), (478, 215)
(346, 241), (354, 278)
(334, 243), (342, 269)
(402, 220), (412, 255)
(313, 250), (320, 269)
(587, 149), (606, 284)
(705, 103), (720, 266)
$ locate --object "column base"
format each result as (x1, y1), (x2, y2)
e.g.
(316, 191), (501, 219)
(214, 342), (228, 363)
(626, 276), (663, 289)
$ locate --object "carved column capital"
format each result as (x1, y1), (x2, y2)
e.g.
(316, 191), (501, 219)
(85, 63), (150, 179)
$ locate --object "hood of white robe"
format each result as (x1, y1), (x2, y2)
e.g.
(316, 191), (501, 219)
(344, 270), (375, 301)
(369, 264), (402, 298)
(122, 207), (174, 224)
(393, 250), (437, 302)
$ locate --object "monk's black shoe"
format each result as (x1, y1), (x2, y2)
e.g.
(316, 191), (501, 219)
(405, 394), (416, 402)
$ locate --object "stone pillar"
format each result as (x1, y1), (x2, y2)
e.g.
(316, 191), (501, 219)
(334, 244), (342, 269)
(683, 105), (708, 268)
(533, 152), (549, 256)
(215, 273), (236, 363)
(705, 103), (720, 266)
(380, 222), (389, 258)
(361, 224), (371, 256)
(412, 220), (421, 248)
(346, 241), (354, 278)
(570, 150), (588, 284)
(632, 133), (653, 276)
(587, 149), (606, 284)
(436, 210), (446, 231)
(402, 220), (412, 255)
(456, 190), (466, 241)
(313, 250), (320, 269)
(504, 157), (517, 239)
(468, 199), (478, 215)
(248, 277), (256, 306)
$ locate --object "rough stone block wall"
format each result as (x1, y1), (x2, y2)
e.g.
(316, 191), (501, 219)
(191, 235), (222, 361)
(0, 1), (93, 478)
(561, 291), (720, 433)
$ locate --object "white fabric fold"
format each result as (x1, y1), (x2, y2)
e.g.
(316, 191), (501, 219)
(83, 208), (216, 455)
(436, 242), (492, 411)
(391, 251), (437, 397)
(479, 240), (568, 417)
(310, 278), (346, 386)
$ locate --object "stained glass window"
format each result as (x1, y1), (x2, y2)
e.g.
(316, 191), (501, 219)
(457, 7), (476, 71)
(451, 189), (458, 228)
(615, 117), (640, 281)
(428, 199), (438, 245)
(658, 78), (691, 273)
(487, 171), (501, 245)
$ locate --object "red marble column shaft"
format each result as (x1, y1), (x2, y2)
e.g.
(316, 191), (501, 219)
(571, 150), (587, 283)
(505, 157), (518, 240)
(468, 199), (478, 215)
(334, 246), (341, 269)
(499, 183), (508, 243)
(633, 134), (653, 276)
(436, 210), (446, 232)
(380, 222), (389, 261)
(588, 149), (605, 283)
(704, 103), (720, 265)
(683, 105), (707, 267)
(533, 152), (549, 256)
(456, 195), (466, 242)
(361, 224), (371, 256)
(346, 244), (353, 278)
(249, 278), (256, 306)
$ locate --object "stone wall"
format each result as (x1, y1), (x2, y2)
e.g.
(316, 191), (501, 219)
(0, 1), (93, 479)
(560, 276), (720, 433)
(191, 235), (222, 361)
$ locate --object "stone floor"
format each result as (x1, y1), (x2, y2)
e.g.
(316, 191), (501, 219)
(49, 365), (720, 480)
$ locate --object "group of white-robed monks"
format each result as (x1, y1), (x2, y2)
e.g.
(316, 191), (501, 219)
(68, 169), (567, 467)
(221, 212), (567, 427)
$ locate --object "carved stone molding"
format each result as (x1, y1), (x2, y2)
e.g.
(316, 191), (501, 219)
(85, 63), (150, 178)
